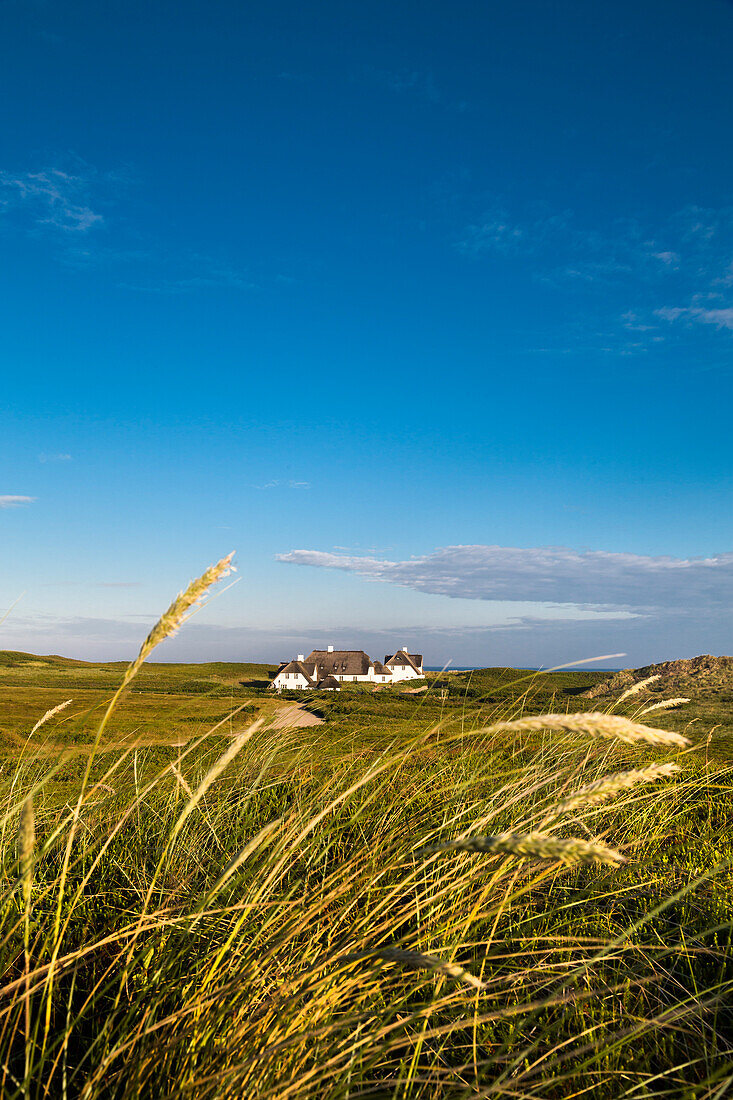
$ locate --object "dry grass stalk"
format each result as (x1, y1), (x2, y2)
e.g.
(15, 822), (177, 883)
(553, 762), (681, 814)
(121, 553), (235, 690)
(170, 719), (263, 841)
(483, 712), (689, 747)
(45, 555), (237, 1046)
(30, 699), (72, 736)
(169, 762), (194, 800)
(18, 797), (35, 909)
(617, 674), (661, 702)
(18, 795), (35, 1083)
(638, 698), (690, 716)
(207, 818), (283, 898)
(344, 946), (485, 992)
(422, 831), (625, 865)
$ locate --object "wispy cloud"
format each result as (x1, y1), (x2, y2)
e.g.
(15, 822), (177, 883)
(621, 311), (656, 333)
(653, 250), (680, 268)
(255, 479), (311, 491)
(0, 158), (256, 294)
(455, 207), (666, 324)
(62, 235), (254, 293)
(455, 205), (669, 287)
(456, 213), (526, 255)
(456, 199), (733, 347)
(0, 164), (105, 233)
(38, 452), (72, 463)
(0, 495), (35, 509)
(364, 66), (442, 104)
(5, 605), (728, 669)
(117, 255), (255, 294)
(637, 205), (733, 336)
(96, 582), (143, 589)
(656, 304), (733, 331)
(277, 544), (733, 616)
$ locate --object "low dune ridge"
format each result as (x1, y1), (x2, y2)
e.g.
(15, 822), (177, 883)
(582, 654), (733, 699)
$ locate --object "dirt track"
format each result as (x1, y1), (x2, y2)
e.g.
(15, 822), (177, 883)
(269, 703), (324, 729)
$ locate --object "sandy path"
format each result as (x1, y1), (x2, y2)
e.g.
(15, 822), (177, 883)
(269, 703), (324, 730)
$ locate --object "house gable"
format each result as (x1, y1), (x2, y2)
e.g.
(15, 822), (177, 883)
(384, 650), (423, 674)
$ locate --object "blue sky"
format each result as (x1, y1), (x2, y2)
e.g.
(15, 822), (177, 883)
(2, 0), (732, 668)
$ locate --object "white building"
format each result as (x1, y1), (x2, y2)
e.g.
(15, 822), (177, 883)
(271, 645), (424, 691)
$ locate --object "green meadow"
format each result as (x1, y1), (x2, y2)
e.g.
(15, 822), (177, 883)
(1, 571), (731, 1098)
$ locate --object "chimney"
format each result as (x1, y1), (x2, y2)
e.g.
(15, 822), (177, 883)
(297, 653), (304, 662)
(327, 645), (334, 653)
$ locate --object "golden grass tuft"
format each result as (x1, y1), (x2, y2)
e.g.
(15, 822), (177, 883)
(121, 552), (235, 689)
(29, 698), (72, 736)
(617, 673), (662, 702)
(481, 711), (689, 747)
(552, 761), (681, 814)
(638, 696), (691, 715)
(421, 831), (625, 865)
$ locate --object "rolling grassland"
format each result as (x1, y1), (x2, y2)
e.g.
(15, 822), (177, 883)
(0, 562), (731, 1097)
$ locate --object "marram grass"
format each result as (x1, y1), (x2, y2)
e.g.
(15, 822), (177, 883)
(120, 551), (235, 689)
(29, 699), (72, 738)
(0, 559), (731, 1099)
(552, 761), (682, 814)
(481, 710), (690, 747)
(638, 696), (691, 715)
(617, 673), (662, 702)
(420, 831), (626, 865)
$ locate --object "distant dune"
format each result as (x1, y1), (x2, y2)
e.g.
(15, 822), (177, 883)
(582, 654), (733, 699)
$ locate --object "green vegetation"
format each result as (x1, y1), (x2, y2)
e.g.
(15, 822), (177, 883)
(0, 566), (731, 1097)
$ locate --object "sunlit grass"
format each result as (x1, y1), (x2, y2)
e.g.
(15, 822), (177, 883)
(0, 561), (731, 1098)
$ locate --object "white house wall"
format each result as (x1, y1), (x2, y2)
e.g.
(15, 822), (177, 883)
(389, 665), (422, 682)
(273, 672), (312, 690)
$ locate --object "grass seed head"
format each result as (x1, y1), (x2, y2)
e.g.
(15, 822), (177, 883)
(618, 674), (662, 702)
(482, 712), (689, 747)
(553, 762), (681, 814)
(30, 697), (73, 736)
(122, 553), (235, 688)
(422, 830), (625, 866)
(639, 698), (691, 716)
(346, 947), (485, 992)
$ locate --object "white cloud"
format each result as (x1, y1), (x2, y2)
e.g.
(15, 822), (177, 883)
(457, 214), (525, 255)
(255, 479), (311, 490)
(653, 250), (680, 267)
(0, 167), (103, 232)
(38, 452), (72, 463)
(455, 205), (625, 278)
(692, 306), (733, 330)
(456, 197), (733, 345)
(0, 495), (35, 509)
(621, 311), (656, 332)
(276, 544), (733, 614)
(655, 304), (733, 331)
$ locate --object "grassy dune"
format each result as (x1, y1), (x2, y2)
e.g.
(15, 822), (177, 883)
(1, 563), (731, 1097)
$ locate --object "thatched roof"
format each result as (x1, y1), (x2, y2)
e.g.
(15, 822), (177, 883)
(305, 650), (373, 677)
(277, 660), (316, 684)
(316, 674), (341, 690)
(384, 650), (423, 673)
